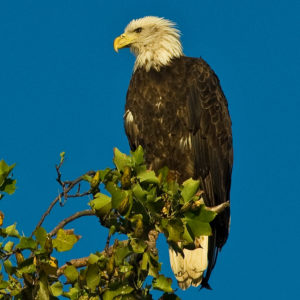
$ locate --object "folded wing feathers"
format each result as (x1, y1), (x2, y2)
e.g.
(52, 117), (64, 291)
(169, 236), (209, 290)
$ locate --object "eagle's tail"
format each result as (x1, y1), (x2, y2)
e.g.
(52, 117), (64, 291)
(169, 236), (208, 290)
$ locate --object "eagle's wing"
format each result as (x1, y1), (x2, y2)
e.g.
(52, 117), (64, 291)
(187, 58), (233, 287)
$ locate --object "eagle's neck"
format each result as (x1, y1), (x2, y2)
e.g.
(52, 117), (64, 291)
(132, 36), (183, 72)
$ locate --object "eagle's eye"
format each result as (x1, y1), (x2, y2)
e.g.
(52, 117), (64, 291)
(134, 27), (143, 33)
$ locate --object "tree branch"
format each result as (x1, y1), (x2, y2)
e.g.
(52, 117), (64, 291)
(57, 256), (89, 277)
(31, 171), (95, 236)
(49, 210), (96, 237)
(146, 229), (159, 256)
(56, 229), (159, 279)
(57, 240), (129, 277)
(67, 191), (90, 198)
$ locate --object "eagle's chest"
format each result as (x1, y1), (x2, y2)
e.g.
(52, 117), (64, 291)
(128, 71), (187, 136)
(124, 65), (194, 178)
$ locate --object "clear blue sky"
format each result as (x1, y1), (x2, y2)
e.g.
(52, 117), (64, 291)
(1, 0), (299, 299)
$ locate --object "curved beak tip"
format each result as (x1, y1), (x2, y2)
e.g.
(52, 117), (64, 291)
(113, 37), (121, 53)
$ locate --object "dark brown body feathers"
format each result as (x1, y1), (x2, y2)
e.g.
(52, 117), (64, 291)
(124, 56), (233, 287)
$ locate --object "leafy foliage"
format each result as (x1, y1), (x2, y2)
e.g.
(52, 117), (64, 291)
(0, 160), (16, 200)
(0, 149), (223, 299)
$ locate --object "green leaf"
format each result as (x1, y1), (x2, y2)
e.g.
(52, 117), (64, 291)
(4, 223), (20, 238)
(44, 236), (53, 254)
(152, 275), (173, 293)
(88, 253), (101, 265)
(50, 281), (63, 297)
(118, 193), (132, 216)
(113, 148), (132, 172)
(109, 225), (116, 235)
(34, 227), (48, 248)
(115, 245), (132, 266)
(63, 287), (79, 300)
(198, 206), (217, 223)
(106, 182), (128, 209)
(99, 168), (111, 181)
(148, 253), (161, 278)
(182, 225), (194, 244)
(130, 214), (144, 237)
(52, 229), (79, 252)
(103, 285), (134, 300)
(130, 238), (147, 253)
(60, 151), (65, 164)
(166, 220), (184, 243)
(86, 264), (100, 291)
(157, 166), (169, 183)
(181, 178), (199, 203)
(91, 171), (101, 189)
(0, 160), (16, 197)
(90, 193), (112, 216)
(130, 145), (144, 166)
(18, 257), (36, 274)
(37, 274), (50, 300)
(1, 179), (16, 195)
(3, 259), (14, 275)
(0, 160), (15, 186)
(166, 180), (180, 196)
(146, 186), (158, 202)
(141, 252), (149, 271)
(184, 212), (212, 237)
(3, 241), (14, 252)
(0, 280), (9, 289)
(137, 170), (159, 184)
(64, 265), (79, 283)
(132, 183), (147, 201)
(82, 174), (93, 183)
(119, 263), (133, 273)
(16, 237), (37, 250)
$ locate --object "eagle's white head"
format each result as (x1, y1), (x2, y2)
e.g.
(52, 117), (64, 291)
(114, 16), (183, 72)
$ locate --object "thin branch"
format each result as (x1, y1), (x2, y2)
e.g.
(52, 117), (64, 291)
(67, 191), (90, 198)
(56, 164), (64, 187)
(76, 183), (81, 194)
(105, 231), (112, 252)
(31, 171), (95, 236)
(57, 256), (89, 277)
(56, 162), (68, 203)
(49, 210), (96, 237)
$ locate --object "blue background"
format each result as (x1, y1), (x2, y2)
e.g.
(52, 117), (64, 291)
(1, 0), (299, 299)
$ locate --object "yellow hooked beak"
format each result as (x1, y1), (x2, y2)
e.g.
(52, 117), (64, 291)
(113, 33), (136, 52)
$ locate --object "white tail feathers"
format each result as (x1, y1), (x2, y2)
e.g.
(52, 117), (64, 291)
(169, 236), (208, 290)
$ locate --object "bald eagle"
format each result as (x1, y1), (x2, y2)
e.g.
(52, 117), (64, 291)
(114, 16), (233, 290)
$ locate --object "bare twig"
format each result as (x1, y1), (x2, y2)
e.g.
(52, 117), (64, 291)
(67, 191), (90, 198)
(49, 210), (96, 237)
(56, 163), (68, 203)
(105, 231), (112, 252)
(56, 165), (64, 187)
(31, 171), (95, 236)
(76, 183), (81, 194)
